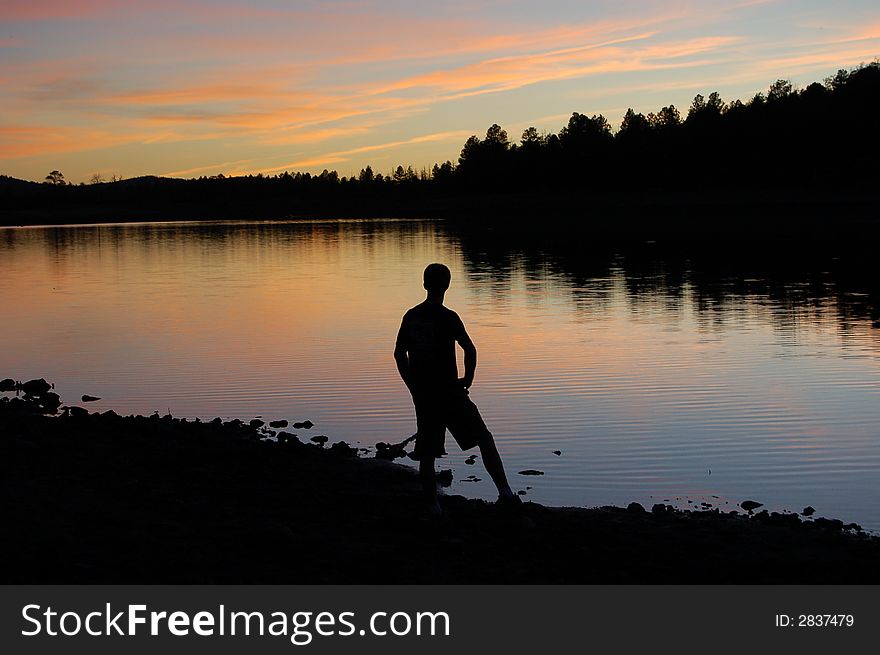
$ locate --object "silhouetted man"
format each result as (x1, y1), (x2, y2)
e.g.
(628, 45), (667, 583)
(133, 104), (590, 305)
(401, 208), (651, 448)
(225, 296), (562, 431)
(394, 263), (517, 516)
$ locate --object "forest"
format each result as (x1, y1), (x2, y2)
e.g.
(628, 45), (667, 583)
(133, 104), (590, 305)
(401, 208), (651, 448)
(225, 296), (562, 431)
(1, 63), (878, 224)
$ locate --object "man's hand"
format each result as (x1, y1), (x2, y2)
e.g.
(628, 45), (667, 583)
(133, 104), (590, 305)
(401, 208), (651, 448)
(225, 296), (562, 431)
(458, 376), (473, 390)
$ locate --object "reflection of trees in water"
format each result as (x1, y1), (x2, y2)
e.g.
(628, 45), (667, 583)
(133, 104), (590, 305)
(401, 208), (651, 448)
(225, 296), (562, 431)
(445, 221), (880, 339)
(11, 218), (432, 257)
(5, 217), (877, 340)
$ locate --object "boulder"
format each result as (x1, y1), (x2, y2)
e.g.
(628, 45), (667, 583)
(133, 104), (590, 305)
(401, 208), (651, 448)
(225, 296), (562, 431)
(375, 441), (407, 460)
(20, 378), (51, 396)
(277, 431), (301, 445)
(68, 406), (89, 419)
(329, 441), (357, 457)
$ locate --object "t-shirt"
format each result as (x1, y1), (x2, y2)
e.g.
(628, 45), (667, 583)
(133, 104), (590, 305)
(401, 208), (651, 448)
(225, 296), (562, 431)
(395, 301), (467, 392)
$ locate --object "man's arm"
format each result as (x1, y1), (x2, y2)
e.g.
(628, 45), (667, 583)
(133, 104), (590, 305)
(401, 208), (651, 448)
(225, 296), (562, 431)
(455, 318), (477, 389)
(394, 319), (413, 391)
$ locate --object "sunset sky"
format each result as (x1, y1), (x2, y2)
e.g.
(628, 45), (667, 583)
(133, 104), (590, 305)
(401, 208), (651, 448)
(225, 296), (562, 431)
(1, 0), (878, 183)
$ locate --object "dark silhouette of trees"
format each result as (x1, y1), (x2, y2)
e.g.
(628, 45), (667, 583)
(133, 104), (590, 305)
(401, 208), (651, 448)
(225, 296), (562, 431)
(44, 170), (65, 185)
(3, 62), (878, 224)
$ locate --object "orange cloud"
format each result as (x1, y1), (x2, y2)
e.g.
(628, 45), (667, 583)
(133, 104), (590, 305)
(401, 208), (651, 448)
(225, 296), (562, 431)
(0, 124), (138, 159)
(363, 34), (742, 105)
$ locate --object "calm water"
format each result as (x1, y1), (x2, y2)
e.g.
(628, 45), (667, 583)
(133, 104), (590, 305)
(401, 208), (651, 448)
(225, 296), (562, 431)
(2, 219), (879, 529)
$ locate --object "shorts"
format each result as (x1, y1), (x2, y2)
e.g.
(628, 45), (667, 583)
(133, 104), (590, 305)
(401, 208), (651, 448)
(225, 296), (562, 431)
(412, 387), (492, 459)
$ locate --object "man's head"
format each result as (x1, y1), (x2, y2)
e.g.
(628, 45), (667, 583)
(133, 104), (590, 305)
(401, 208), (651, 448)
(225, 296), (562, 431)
(423, 263), (451, 294)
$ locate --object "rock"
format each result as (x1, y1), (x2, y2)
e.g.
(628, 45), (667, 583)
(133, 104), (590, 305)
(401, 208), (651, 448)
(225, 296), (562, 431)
(329, 441), (357, 457)
(552, 450), (562, 456)
(0, 378), (15, 392)
(740, 500), (763, 512)
(436, 469), (453, 487)
(767, 512), (800, 527)
(20, 378), (51, 396)
(81, 395), (101, 402)
(464, 455), (477, 465)
(277, 431), (301, 445)
(627, 502), (646, 514)
(249, 419), (265, 428)
(37, 392), (62, 414)
(293, 420), (314, 429)
(802, 506), (816, 516)
(462, 475), (482, 482)
(813, 518), (844, 531)
(517, 490), (527, 496)
(310, 435), (328, 447)
(518, 469), (544, 476)
(269, 420), (288, 429)
(68, 406), (89, 419)
(375, 441), (408, 460)
(651, 503), (670, 515)
(210, 417), (222, 426)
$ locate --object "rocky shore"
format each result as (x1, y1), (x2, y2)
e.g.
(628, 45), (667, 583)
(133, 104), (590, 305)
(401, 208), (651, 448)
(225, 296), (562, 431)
(3, 378), (879, 583)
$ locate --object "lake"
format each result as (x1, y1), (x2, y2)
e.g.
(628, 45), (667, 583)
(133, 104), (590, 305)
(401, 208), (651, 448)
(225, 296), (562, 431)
(2, 218), (879, 530)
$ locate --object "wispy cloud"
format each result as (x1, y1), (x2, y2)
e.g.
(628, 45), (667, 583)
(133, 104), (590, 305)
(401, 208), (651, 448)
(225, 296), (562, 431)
(159, 158), (256, 177)
(254, 130), (472, 175)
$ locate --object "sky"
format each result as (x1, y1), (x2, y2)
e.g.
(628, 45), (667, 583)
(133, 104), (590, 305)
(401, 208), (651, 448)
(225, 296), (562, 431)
(1, 0), (878, 183)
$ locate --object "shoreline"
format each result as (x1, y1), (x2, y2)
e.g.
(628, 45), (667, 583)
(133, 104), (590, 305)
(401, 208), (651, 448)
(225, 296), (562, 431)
(2, 188), (878, 230)
(3, 379), (879, 583)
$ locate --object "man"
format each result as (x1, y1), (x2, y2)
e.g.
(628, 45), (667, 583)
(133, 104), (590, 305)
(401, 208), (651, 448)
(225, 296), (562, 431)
(394, 263), (517, 516)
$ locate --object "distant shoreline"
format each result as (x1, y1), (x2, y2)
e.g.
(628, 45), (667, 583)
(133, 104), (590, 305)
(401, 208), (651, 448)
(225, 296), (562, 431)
(3, 379), (879, 583)
(1, 188), (878, 232)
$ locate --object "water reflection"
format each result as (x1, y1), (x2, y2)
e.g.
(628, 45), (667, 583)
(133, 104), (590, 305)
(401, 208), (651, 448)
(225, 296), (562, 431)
(1, 219), (878, 529)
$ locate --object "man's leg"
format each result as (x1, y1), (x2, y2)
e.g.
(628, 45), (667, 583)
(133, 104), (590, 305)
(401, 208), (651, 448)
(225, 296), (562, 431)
(449, 391), (517, 502)
(478, 435), (515, 501)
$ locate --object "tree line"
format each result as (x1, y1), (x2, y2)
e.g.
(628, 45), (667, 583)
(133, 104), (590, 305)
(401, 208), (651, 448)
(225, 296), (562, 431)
(2, 63), (878, 222)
